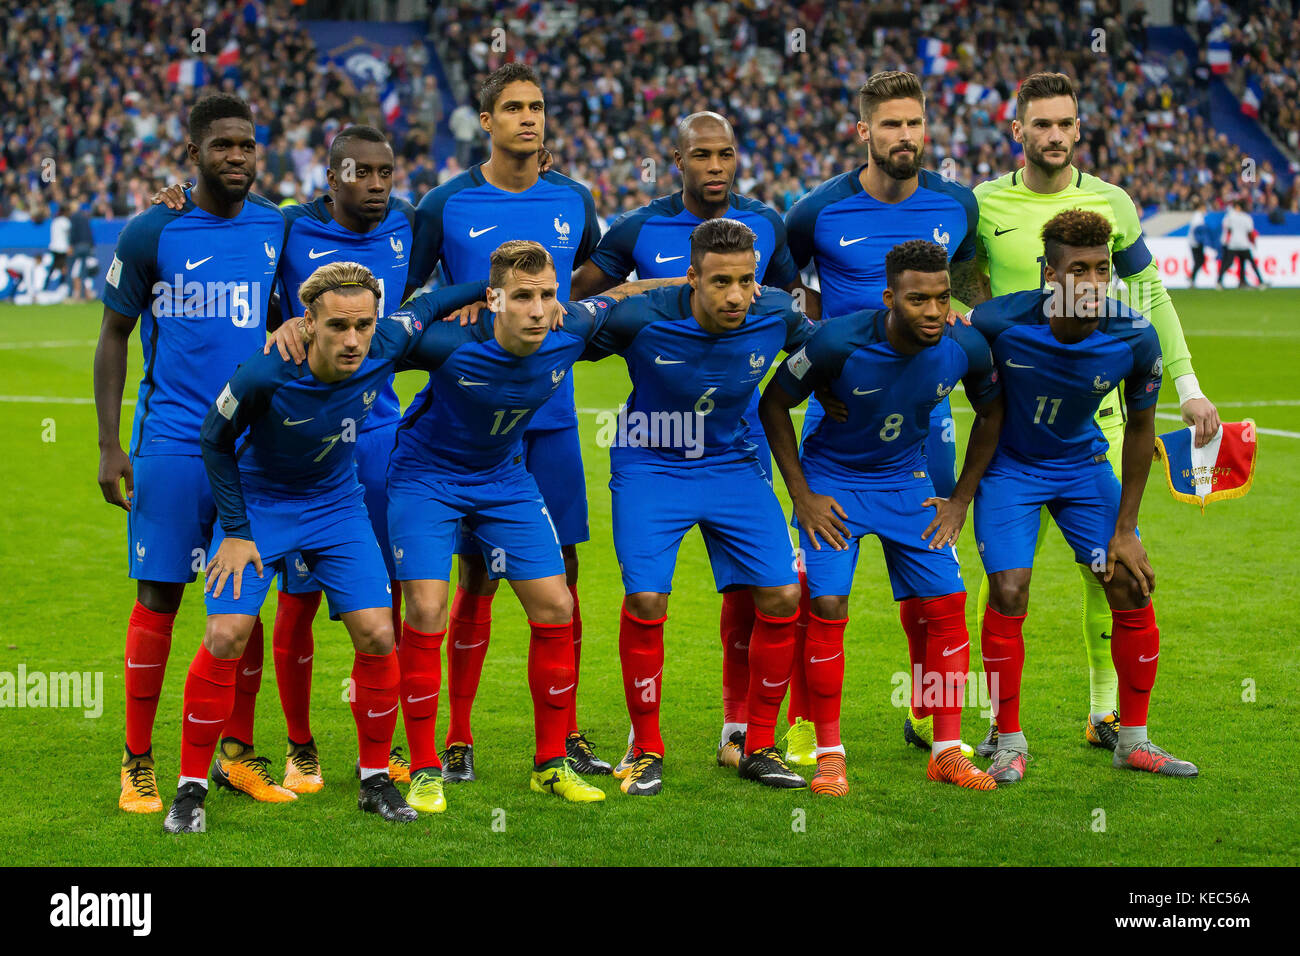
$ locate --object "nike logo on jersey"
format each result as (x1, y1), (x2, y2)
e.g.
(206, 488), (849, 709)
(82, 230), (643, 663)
(126, 659), (161, 669)
(853, 387), (882, 396)
(655, 253), (684, 263)
(366, 704), (398, 718)
(185, 256), (213, 270)
(187, 713), (222, 724)
(654, 355), (685, 365)
(809, 652), (841, 664)
(469, 225), (497, 238)
(457, 377), (487, 387)
(283, 417), (314, 426)
(941, 641), (970, 657)
(548, 682), (576, 696)
(307, 248), (338, 260)
(994, 227), (1017, 236)
(1005, 359), (1035, 369)
(839, 235), (867, 246)
(406, 693), (438, 704)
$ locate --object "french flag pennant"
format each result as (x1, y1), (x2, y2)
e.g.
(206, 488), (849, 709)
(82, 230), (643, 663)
(1153, 421), (1258, 513)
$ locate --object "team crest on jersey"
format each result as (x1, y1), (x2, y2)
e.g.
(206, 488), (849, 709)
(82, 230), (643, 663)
(936, 381), (953, 398)
(264, 241), (276, 259)
(1093, 375), (1112, 393)
(933, 226), (950, 247)
(554, 216), (571, 243)
(390, 236), (404, 254)
(748, 352), (767, 376)
(363, 390), (377, 406)
(135, 541), (146, 559)
(393, 546), (404, 561)
(551, 368), (567, 386)
(294, 557), (310, 576)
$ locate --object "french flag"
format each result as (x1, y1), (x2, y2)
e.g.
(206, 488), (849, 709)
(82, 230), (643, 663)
(218, 39), (240, 69)
(382, 87), (402, 124)
(1241, 76), (1262, 118)
(1153, 421), (1258, 512)
(1207, 40), (1231, 74)
(165, 59), (207, 86)
(917, 37), (954, 75)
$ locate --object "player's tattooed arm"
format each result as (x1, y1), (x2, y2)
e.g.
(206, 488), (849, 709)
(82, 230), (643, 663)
(922, 393), (1004, 549)
(949, 258), (990, 313)
(759, 381), (849, 551)
(569, 259), (624, 300)
(94, 306), (140, 511)
(602, 276), (689, 301)
(1107, 403), (1157, 596)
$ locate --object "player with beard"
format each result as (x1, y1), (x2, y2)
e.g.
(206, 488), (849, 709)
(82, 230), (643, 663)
(970, 73), (1219, 759)
(95, 93), (285, 813)
(784, 71), (984, 761)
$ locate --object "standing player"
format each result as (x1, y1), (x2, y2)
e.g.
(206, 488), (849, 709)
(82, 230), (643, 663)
(569, 110), (802, 770)
(784, 70), (985, 756)
(590, 219), (814, 796)
(972, 73), (1219, 756)
(407, 63), (607, 779)
(969, 210), (1197, 783)
(164, 263), (487, 832)
(94, 93), (285, 813)
(759, 241), (1003, 795)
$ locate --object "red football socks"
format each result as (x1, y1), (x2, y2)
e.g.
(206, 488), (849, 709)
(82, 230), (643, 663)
(444, 588), (493, 746)
(1111, 602), (1160, 727)
(527, 619), (575, 766)
(178, 643), (238, 780)
(786, 573), (811, 725)
(921, 593), (969, 743)
(719, 589), (753, 725)
(222, 617), (263, 745)
(566, 585), (583, 735)
(124, 601), (175, 755)
(804, 613), (848, 748)
(620, 602), (666, 755)
(351, 649), (400, 771)
(900, 596), (929, 718)
(981, 605), (1027, 734)
(272, 590), (320, 745)
(745, 608), (799, 754)
(398, 622), (445, 773)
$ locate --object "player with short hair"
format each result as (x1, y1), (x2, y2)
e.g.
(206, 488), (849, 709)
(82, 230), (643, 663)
(759, 240), (1003, 795)
(972, 72), (1219, 757)
(570, 110), (803, 771)
(784, 70), (985, 758)
(95, 92), (286, 813)
(407, 62), (609, 780)
(587, 218), (815, 796)
(969, 209), (1198, 784)
(162, 263), (488, 833)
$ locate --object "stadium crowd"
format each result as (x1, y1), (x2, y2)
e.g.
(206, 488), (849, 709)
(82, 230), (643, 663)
(1, 0), (1296, 229)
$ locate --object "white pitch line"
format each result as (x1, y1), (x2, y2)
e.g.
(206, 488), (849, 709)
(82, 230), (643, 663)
(0, 339), (98, 350)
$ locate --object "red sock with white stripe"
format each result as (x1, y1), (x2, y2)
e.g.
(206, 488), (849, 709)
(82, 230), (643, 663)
(527, 619), (575, 766)
(351, 649), (400, 776)
(445, 588), (493, 746)
(922, 593), (969, 750)
(178, 644), (239, 782)
(620, 602), (666, 755)
(124, 602), (175, 755)
(981, 606), (1027, 734)
(900, 597), (929, 719)
(222, 617), (263, 745)
(719, 590), (753, 725)
(272, 590), (319, 745)
(804, 614), (847, 749)
(399, 623), (445, 773)
(745, 608), (799, 754)
(1111, 602), (1159, 729)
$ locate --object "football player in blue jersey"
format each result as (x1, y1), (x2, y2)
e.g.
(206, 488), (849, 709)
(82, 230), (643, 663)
(583, 219), (816, 796)
(784, 70), (989, 757)
(968, 210), (1198, 784)
(406, 63), (610, 779)
(163, 262), (487, 832)
(569, 110), (807, 773)
(759, 240), (1002, 796)
(94, 93), (288, 814)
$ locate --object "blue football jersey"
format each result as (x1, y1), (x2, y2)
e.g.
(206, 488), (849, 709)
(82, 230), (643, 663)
(102, 191), (284, 456)
(201, 281), (488, 538)
(589, 285), (815, 471)
(409, 166), (600, 430)
(969, 290), (1163, 472)
(590, 190), (798, 287)
(389, 295), (617, 479)
(277, 195), (417, 432)
(785, 166), (978, 318)
(772, 310), (1000, 486)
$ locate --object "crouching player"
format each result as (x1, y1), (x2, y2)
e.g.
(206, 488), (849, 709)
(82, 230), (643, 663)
(969, 209), (1197, 784)
(163, 263), (487, 832)
(759, 241), (1002, 794)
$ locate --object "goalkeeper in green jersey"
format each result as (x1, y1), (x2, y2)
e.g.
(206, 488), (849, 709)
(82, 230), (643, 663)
(969, 72), (1220, 756)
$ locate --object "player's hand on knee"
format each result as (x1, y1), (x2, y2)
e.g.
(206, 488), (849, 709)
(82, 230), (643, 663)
(1181, 395), (1220, 448)
(97, 445), (133, 511)
(1105, 530), (1154, 597)
(815, 386), (849, 423)
(265, 317), (307, 363)
(793, 492), (850, 551)
(149, 181), (190, 210)
(205, 537), (263, 600)
(442, 300), (487, 326)
(921, 496), (968, 548)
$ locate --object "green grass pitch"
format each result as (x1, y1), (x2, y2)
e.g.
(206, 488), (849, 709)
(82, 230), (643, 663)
(0, 290), (1295, 866)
